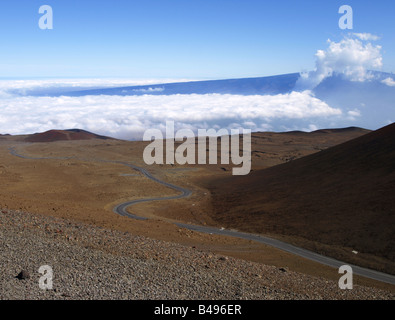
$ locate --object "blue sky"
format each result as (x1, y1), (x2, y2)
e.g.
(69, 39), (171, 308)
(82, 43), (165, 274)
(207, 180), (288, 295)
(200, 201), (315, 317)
(0, 0), (394, 79)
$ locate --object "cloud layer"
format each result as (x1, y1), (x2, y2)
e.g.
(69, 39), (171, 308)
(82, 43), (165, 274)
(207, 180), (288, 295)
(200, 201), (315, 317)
(296, 34), (383, 90)
(0, 89), (342, 140)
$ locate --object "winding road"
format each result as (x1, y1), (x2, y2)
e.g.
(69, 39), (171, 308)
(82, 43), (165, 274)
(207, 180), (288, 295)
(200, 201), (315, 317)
(9, 145), (395, 285)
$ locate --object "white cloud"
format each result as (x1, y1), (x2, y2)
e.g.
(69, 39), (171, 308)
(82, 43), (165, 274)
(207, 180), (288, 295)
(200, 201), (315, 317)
(296, 35), (383, 90)
(382, 77), (395, 87)
(353, 33), (380, 41)
(347, 109), (361, 120)
(0, 91), (342, 140)
(131, 87), (165, 93)
(306, 124), (318, 132)
(347, 109), (361, 117)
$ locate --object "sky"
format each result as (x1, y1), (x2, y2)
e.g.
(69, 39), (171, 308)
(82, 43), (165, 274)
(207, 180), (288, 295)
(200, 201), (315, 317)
(0, 1), (394, 139)
(0, 0), (394, 79)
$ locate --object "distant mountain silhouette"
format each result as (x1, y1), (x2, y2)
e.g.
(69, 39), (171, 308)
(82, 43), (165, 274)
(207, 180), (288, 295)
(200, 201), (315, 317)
(60, 73), (300, 97)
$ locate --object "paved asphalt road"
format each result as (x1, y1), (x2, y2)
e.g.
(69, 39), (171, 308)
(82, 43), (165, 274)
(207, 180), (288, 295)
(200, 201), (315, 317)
(9, 146), (395, 285)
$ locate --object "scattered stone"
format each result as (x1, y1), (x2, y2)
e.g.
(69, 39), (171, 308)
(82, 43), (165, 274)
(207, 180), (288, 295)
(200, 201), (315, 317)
(16, 270), (30, 280)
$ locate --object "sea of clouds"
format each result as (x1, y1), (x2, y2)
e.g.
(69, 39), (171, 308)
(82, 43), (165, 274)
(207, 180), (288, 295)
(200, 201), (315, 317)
(0, 91), (342, 139)
(0, 33), (392, 140)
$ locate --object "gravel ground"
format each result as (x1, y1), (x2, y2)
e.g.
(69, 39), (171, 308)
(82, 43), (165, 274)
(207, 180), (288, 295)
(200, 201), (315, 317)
(0, 208), (393, 300)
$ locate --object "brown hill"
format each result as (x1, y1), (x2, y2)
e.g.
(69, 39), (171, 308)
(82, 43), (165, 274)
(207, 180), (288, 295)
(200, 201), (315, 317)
(24, 129), (113, 143)
(204, 123), (395, 274)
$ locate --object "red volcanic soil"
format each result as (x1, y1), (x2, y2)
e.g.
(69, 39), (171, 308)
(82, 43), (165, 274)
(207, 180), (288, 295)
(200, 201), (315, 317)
(25, 129), (113, 143)
(204, 123), (395, 273)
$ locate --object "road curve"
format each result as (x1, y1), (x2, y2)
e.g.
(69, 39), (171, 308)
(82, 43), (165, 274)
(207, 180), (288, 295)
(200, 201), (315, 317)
(9, 146), (395, 285)
(110, 161), (192, 220)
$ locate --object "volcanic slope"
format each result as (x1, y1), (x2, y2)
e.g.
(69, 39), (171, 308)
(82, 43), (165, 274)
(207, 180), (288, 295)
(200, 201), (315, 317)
(204, 123), (395, 275)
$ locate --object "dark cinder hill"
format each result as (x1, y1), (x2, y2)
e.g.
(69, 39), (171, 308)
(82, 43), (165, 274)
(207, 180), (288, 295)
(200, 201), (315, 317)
(24, 129), (112, 142)
(205, 123), (395, 273)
